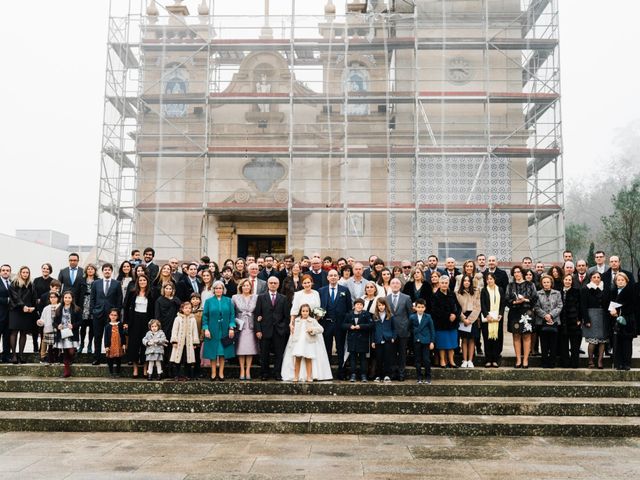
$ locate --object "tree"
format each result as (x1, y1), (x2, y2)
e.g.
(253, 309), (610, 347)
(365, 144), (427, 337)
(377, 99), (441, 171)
(565, 222), (589, 258)
(586, 242), (595, 267)
(601, 178), (640, 274)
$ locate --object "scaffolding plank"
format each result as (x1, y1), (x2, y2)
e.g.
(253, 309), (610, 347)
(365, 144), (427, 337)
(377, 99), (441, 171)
(100, 203), (134, 220)
(107, 96), (137, 118)
(140, 37), (558, 53)
(110, 42), (140, 69)
(103, 146), (135, 169)
(522, 48), (553, 85)
(528, 207), (560, 227)
(204, 91), (559, 105)
(135, 201), (561, 215)
(522, 0), (552, 38)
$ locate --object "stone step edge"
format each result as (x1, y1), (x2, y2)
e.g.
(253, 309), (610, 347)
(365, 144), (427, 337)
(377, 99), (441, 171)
(2, 365), (638, 382)
(0, 411), (638, 436)
(1, 393), (638, 416)
(3, 392), (639, 403)
(1, 376), (637, 386)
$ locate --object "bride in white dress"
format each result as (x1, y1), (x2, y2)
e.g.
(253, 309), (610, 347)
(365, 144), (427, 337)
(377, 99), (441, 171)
(281, 304), (333, 382)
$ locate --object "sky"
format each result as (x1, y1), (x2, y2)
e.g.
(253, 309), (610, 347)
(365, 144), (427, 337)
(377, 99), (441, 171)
(0, 0), (638, 246)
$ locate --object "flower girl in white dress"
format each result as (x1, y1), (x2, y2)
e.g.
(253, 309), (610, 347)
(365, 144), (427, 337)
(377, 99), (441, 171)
(281, 304), (332, 382)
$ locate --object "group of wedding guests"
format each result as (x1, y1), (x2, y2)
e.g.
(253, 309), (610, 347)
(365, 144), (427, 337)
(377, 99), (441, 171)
(0, 248), (636, 381)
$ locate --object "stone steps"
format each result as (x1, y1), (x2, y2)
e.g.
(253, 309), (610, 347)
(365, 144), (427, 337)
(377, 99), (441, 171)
(1, 391), (639, 416)
(1, 364), (638, 436)
(1, 376), (638, 398)
(1, 364), (638, 382)
(0, 410), (639, 436)
(9, 352), (640, 368)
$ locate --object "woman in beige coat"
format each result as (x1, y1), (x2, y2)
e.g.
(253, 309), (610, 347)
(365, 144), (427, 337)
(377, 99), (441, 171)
(170, 301), (201, 380)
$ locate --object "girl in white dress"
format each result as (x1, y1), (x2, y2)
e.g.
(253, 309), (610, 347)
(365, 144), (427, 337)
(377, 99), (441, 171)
(281, 304), (332, 382)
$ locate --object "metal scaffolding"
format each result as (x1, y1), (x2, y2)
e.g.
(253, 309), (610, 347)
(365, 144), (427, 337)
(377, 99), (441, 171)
(97, 0), (563, 264)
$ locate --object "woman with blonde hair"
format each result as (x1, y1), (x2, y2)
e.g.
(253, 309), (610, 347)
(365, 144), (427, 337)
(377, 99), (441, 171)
(9, 266), (37, 364)
(232, 278), (259, 380)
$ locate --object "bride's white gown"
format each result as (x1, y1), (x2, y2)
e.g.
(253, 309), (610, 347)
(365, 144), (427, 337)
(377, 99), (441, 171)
(281, 317), (333, 381)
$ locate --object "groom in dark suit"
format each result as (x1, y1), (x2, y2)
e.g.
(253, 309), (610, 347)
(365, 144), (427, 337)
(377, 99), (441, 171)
(90, 264), (122, 365)
(319, 270), (352, 380)
(254, 276), (289, 381)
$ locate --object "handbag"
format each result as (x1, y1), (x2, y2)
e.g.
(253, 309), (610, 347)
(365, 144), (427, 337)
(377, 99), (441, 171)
(540, 324), (558, 334)
(60, 327), (73, 339)
(221, 335), (235, 347)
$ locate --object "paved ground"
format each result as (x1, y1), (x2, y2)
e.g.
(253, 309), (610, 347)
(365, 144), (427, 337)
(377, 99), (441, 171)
(0, 432), (639, 479)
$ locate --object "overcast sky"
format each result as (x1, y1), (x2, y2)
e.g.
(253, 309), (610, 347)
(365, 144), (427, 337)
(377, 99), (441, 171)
(0, 0), (638, 245)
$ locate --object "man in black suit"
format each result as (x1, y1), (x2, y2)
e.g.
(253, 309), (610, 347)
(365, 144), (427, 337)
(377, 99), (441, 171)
(0, 265), (12, 362)
(308, 257), (328, 291)
(90, 263), (123, 364)
(388, 278), (414, 381)
(484, 255), (509, 292)
(277, 255), (295, 289)
(319, 270), (353, 380)
(176, 263), (203, 302)
(58, 253), (85, 305)
(573, 259), (589, 288)
(143, 247), (159, 283)
(254, 276), (289, 380)
(603, 255), (635, 292)
(425, 255), (446, 276)
(257, 255), (277, 282)
(363, 254), (378, 281)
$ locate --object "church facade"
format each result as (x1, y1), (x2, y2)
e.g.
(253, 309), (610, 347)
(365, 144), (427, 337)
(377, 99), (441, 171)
(98, 0), (563, 264)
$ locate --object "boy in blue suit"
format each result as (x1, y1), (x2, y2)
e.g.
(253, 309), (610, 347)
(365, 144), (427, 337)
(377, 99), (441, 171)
(411, 299), (435, 384)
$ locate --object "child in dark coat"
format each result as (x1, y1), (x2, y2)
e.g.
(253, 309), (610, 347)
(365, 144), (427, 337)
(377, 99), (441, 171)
(343, 298), (373, 382)
(410, 299), (435, 384)
(371, 297), (396, 383)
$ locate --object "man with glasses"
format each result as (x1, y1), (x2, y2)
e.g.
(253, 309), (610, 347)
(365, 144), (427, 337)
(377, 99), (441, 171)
(399, 261), (413, 287)
(588, 251), (607, 276)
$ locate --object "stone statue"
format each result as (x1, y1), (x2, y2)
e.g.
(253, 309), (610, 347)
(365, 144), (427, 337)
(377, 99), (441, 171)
(256, 74), (271, 113)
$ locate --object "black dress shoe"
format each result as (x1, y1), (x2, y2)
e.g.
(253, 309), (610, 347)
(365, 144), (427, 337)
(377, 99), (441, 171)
(91, 360), (100, 366)
(275, 376), (283, 381)
(261, 376), (269, 381)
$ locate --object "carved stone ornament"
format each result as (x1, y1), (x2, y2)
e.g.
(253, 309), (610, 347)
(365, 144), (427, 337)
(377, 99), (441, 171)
(242, 157), (286, 193)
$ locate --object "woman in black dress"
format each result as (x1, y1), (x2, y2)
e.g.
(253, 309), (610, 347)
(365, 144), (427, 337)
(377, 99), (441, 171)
(33, 263), (54, 301)
(32, 263), (54, 353)
(123, 274), (155, 377)
(8, 266), (37, 363)
(581, 271), (608, 369)
(609, 272), (636, 371)
(154, 282), (182, 377)
(80, 264), (99, 355)
(559, 274), (582, 368)
(402, 267), (432, 309)
(505, 265), (538, 368)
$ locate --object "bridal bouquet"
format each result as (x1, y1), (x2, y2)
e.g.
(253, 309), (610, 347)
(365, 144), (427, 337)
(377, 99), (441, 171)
(313, 307), (326, 321)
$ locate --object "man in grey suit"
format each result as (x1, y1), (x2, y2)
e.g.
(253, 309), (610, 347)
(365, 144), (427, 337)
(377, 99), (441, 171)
(387, 278), (413, 381)
(57, 253), (84, 305)
(247, 263), (267, 295)
(90, 263), (122, 365)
